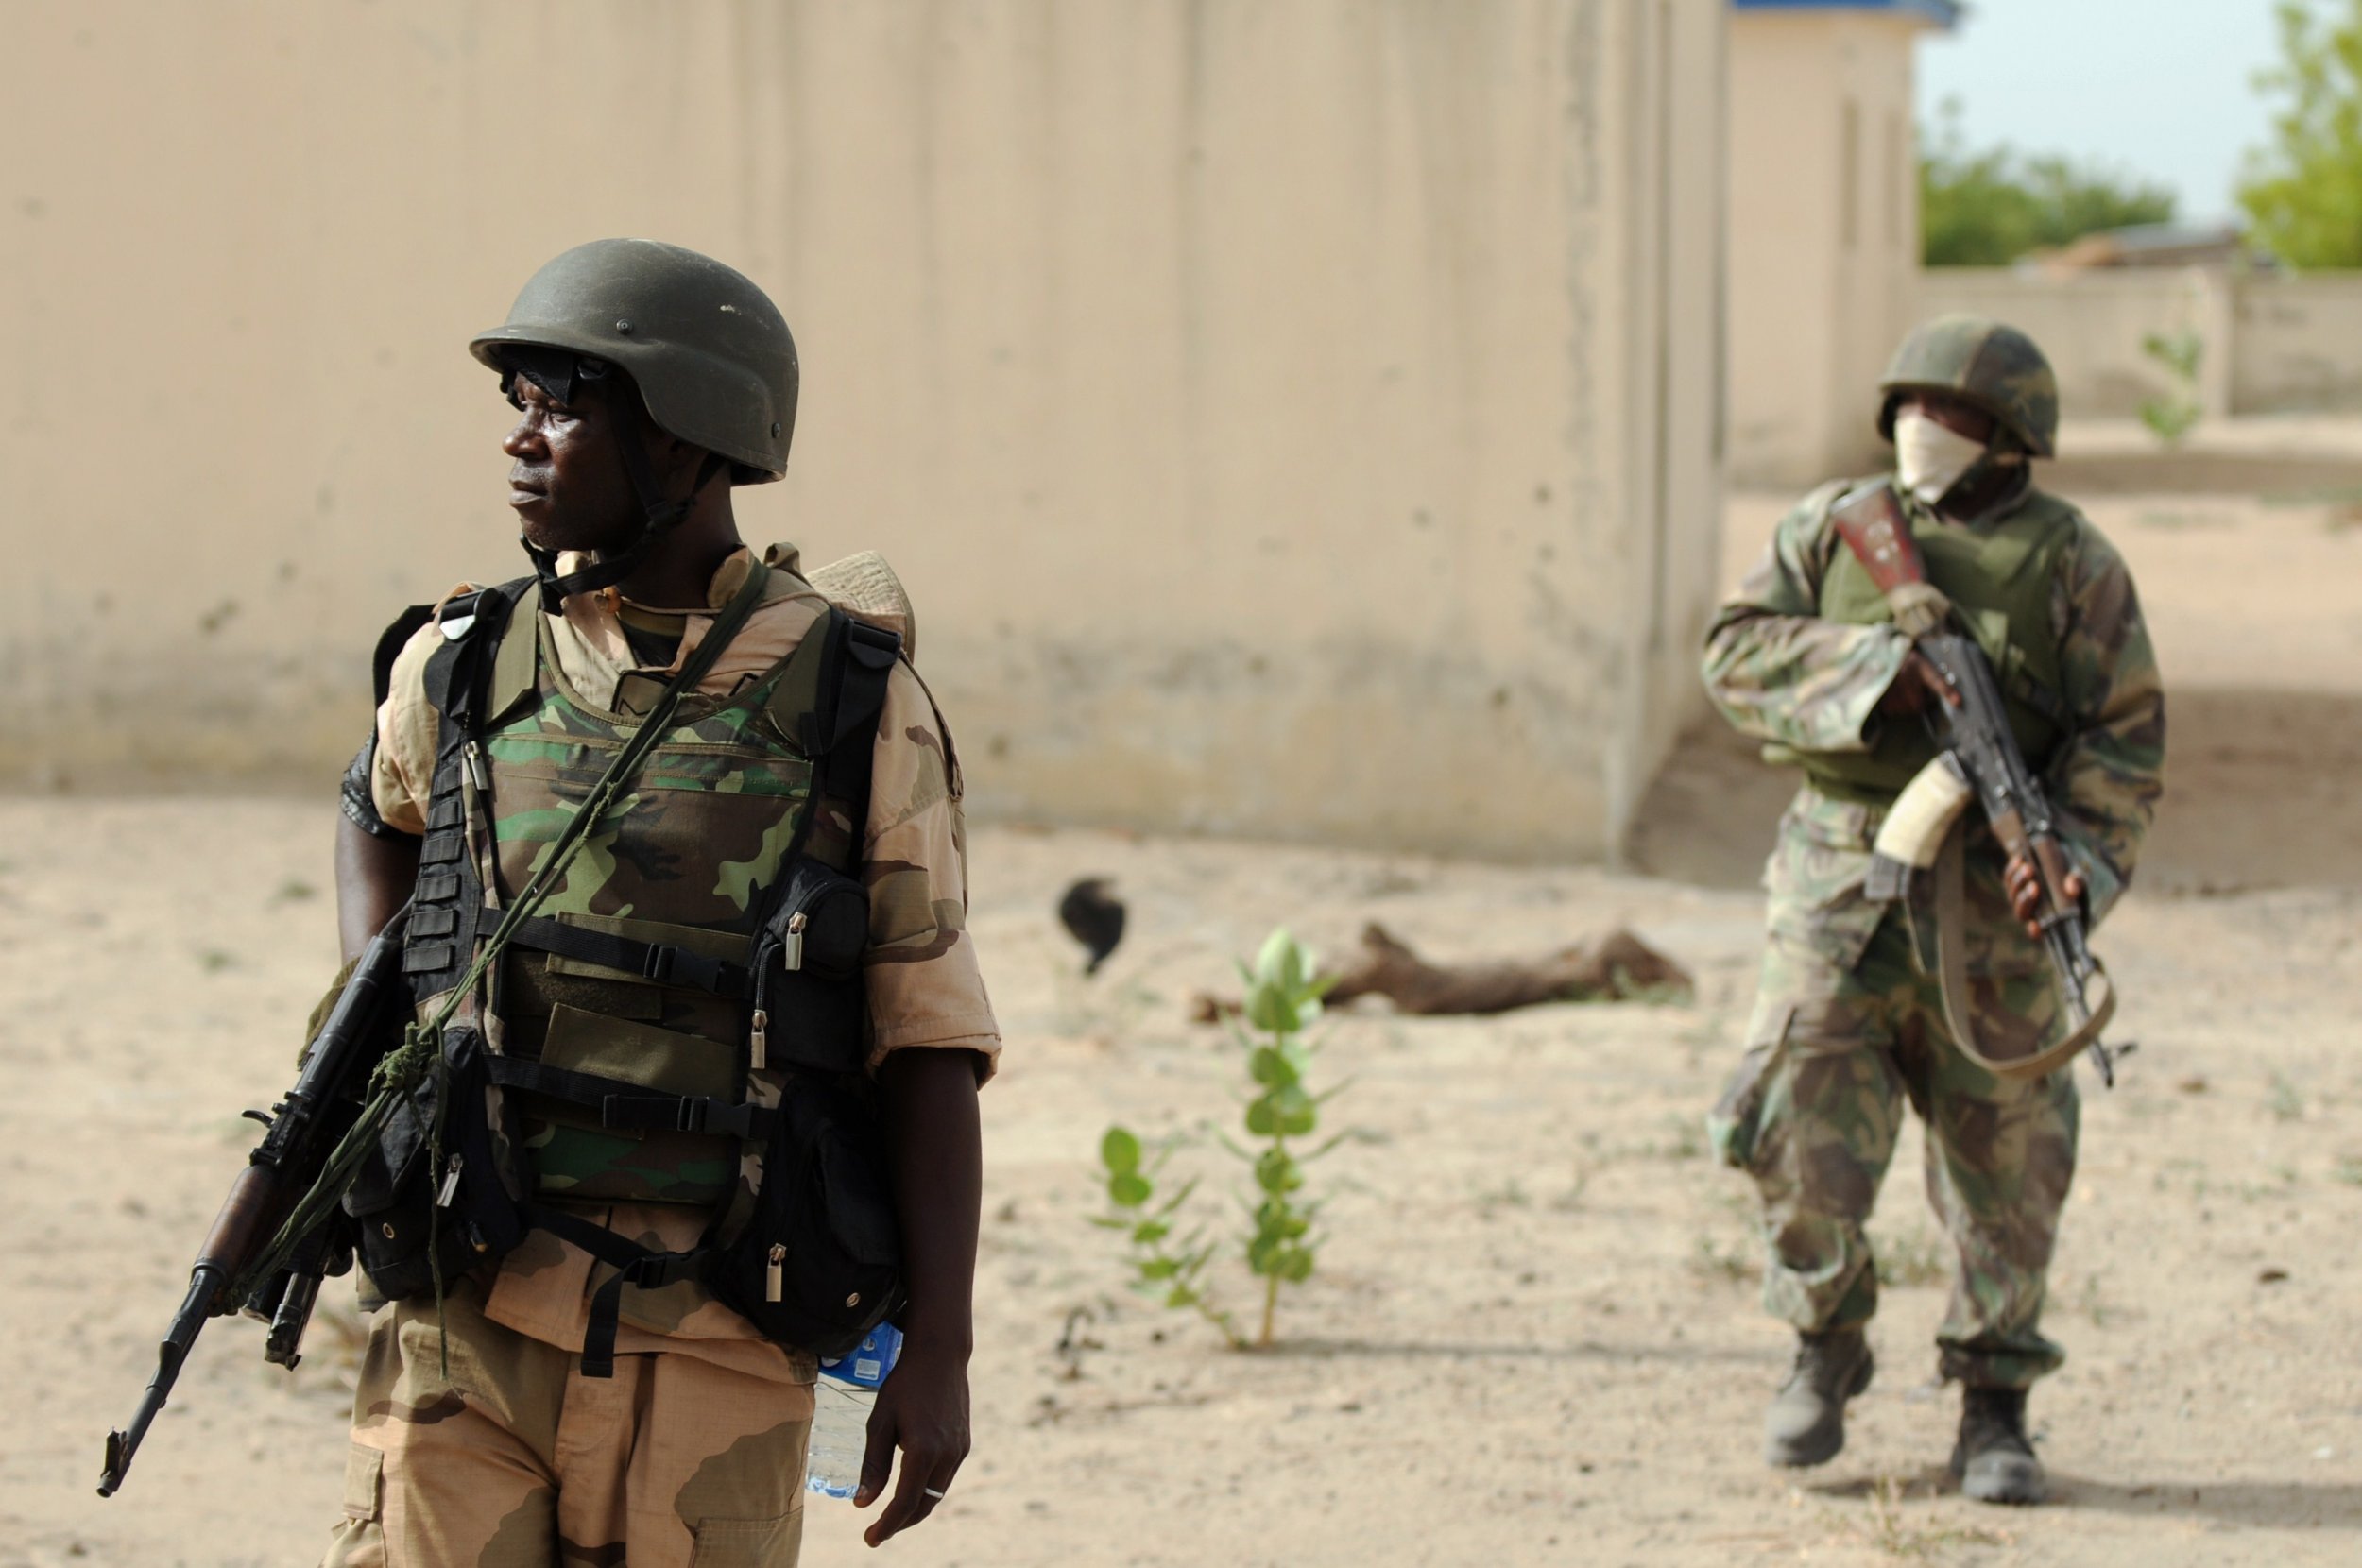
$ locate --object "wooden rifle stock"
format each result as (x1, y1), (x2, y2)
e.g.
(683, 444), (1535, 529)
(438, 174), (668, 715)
(1827, 482), (1927, 595)
(97, 906), (411, 1498)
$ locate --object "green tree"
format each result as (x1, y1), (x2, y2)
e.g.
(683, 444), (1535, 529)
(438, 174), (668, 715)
(1921, 100), (2179, 266)
(2239, 1), (2362, 268)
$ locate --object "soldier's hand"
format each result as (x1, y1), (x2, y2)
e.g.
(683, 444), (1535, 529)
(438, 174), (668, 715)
(1875, 648), (1960, 720)
(2005, 843), (2086, 938)
(855, 1336), (971, 1547)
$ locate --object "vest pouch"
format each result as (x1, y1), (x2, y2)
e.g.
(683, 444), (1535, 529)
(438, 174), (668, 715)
(750, 857), (870, 1075)
(344, 1027), (525, 1301)
(702, 1073), (903, 1358)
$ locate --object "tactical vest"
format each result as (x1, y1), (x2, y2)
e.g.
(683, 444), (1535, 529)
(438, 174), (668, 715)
(1791, 486), (2077, 803)
(345, 570), (907, 1368)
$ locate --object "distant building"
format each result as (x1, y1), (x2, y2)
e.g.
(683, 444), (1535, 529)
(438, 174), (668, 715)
(3, 0), (1728, 862)
(2034, 222), (2260, 274)
(1726, 0), (1961, 487)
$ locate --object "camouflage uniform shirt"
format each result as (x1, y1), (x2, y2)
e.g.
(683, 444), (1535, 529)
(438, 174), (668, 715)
(1703, 480), (2165, 970)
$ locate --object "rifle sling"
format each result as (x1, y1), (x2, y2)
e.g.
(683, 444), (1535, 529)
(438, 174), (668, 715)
(1930, 827), (2116, 1082)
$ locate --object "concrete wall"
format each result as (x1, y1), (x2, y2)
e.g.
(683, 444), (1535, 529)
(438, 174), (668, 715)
(1726, 8), (1926, 487)
(0, 0), (1723, 862)
(1916, 267), (2362, 421)
(1916, 267), (2233, 420)
(2231, 276), (2362, 414)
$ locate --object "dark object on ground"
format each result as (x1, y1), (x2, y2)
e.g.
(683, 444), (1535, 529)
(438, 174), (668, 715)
(1763, 1328), (1874, 1469)
(1952, 1386), (2047, 1505)
(1058, 878), (1126, 976)
(1189, 922), (1691, 1021)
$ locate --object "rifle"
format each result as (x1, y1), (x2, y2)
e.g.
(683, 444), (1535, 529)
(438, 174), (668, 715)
(96, 905), (411, 1497)
(1828, 484), (2125, 1086)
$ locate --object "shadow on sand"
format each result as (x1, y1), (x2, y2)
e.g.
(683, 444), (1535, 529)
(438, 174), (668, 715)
(1257, 1336), (1773, 1368)
(1806, 1464), (2362, 1530)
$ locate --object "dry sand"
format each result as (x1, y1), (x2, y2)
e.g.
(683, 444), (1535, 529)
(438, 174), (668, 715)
(5, 488), (2361, 1567)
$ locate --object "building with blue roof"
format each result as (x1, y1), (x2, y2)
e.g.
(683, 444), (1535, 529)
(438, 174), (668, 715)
(1728, 0), (1963, 483)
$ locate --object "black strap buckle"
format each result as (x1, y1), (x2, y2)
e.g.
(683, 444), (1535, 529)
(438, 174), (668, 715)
(600, 1093), (768, 1141)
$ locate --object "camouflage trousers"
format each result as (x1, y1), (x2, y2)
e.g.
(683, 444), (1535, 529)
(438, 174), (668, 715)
(321, 1280), (813, 1567)
(1710, 912), (2080, 1389)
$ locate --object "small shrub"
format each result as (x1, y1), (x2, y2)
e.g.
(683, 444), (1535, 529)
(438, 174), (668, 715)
(1091, 928), (1352, 1349)
(2138, 329), (2203, 447)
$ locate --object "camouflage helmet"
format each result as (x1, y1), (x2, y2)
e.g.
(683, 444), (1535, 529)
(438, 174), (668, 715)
(1876, 315), (2059, 459)
(471, 238), (796, 482)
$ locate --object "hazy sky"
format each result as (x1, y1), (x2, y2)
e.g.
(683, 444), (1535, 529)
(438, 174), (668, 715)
(1918, 0), (2290, 225)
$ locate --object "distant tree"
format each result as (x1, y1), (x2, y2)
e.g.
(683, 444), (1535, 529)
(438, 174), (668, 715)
(1920, 100), (2180, 267)
(2239, 1), (2362, 268)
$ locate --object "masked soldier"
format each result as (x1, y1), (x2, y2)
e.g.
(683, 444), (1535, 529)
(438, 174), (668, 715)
(325, 239), (998, 1564)
(1702, 317), (2164, 1505)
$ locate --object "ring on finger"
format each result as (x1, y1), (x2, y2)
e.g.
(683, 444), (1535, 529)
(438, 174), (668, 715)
(923, 1487), (947, 1499)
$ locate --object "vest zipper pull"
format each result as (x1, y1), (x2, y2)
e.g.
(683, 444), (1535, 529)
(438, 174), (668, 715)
(781, 911), (807, 972)
(436, 1153), (464, 1208)
(766, 1242), (786, 1304)
(465, 741), (490, 793)
(749, 1008), (769, 1071)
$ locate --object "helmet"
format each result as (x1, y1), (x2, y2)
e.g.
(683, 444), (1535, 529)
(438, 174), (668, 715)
(471, 238), (796, 482)
(1876, 315), (2058, 459)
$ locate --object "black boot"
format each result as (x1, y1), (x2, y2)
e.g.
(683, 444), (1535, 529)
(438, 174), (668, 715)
(1951, 1386), (2046, 1505)
(1762, 1328), (1874, 1468)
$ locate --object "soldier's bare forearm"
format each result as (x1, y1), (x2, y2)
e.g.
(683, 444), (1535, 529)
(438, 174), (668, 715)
(878, 1046), (984, 1354)
(334, 815), (420, 963)
(859, 1046), (984, 1543)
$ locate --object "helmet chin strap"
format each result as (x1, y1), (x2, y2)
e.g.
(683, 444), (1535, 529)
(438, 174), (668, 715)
(521, 424), (729, 616)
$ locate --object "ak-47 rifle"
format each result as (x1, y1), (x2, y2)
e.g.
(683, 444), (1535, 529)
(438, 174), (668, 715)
(96, 906), (411, 1497)
(1827, 484), (2126, 1086)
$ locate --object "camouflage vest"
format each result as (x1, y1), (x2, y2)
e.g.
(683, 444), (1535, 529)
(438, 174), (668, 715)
(353, 568), (908, 1368)
(1797, 486), (2075, 803)
(478, 588), (860, 1210)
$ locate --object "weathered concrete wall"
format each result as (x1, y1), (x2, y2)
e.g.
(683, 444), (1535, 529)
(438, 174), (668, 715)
(1917, 266), (2231, 420)
(1, 0), (1721, 861)
(2231, 276), (2362, 414)
(1726, 9), (1927, 487)
(1916, 266), (2362, 421)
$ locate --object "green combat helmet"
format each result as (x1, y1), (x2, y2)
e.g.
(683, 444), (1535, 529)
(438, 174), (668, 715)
(1875, 315), (2059, 458)
(471, 238), (797, 607)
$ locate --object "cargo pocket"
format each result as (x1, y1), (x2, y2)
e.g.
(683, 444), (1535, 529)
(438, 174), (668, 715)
(1764, 797), (1885, 973)
(687, 1505), (802, 1567)
(1707, 1003), (1792, 1172)
(342, 1441), (384, 1521)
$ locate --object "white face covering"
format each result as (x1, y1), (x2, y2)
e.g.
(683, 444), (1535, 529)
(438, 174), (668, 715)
(1892, 407), (1993, 507)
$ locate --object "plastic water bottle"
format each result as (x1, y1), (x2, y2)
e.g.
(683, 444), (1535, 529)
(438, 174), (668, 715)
(806, 1321), (902, 1499)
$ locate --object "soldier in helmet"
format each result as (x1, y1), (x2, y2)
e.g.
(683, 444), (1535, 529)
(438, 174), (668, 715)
(324, 239), (998, 1563)
(1702, 317), (2164, 1504)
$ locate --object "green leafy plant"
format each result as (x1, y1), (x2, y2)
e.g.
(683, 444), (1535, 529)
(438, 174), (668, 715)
(1092, 1127), (1242, 1348)
(2139, 329), (2204, 447)
(1093, 928), (1350, 1349)
(1920, 97), (2177, 267)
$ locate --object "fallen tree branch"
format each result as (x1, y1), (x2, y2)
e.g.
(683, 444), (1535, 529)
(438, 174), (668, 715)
(1190, 922), (1691, 1021)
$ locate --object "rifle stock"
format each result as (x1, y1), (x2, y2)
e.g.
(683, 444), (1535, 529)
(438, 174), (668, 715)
(97, 906), (411, 1498)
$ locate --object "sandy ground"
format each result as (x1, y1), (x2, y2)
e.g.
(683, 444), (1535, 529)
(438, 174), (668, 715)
(6, 487), (2362, 1567)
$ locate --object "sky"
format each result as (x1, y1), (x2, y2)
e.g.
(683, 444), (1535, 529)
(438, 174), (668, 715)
(1917, 0), (2291, 226)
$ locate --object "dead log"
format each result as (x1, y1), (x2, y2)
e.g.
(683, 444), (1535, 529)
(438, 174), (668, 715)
(1188, 922), (1691, 1022)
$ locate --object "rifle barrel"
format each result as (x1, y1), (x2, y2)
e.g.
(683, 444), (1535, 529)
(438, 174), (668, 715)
(97, 1265), (224, 1497)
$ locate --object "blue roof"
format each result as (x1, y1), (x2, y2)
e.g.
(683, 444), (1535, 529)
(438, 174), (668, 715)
(1732, 0), (1962, 29)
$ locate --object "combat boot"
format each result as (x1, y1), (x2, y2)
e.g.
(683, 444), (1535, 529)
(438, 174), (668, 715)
(1762, 1328), (1874, 1468)
(1951, 1386), (2046, 1505)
